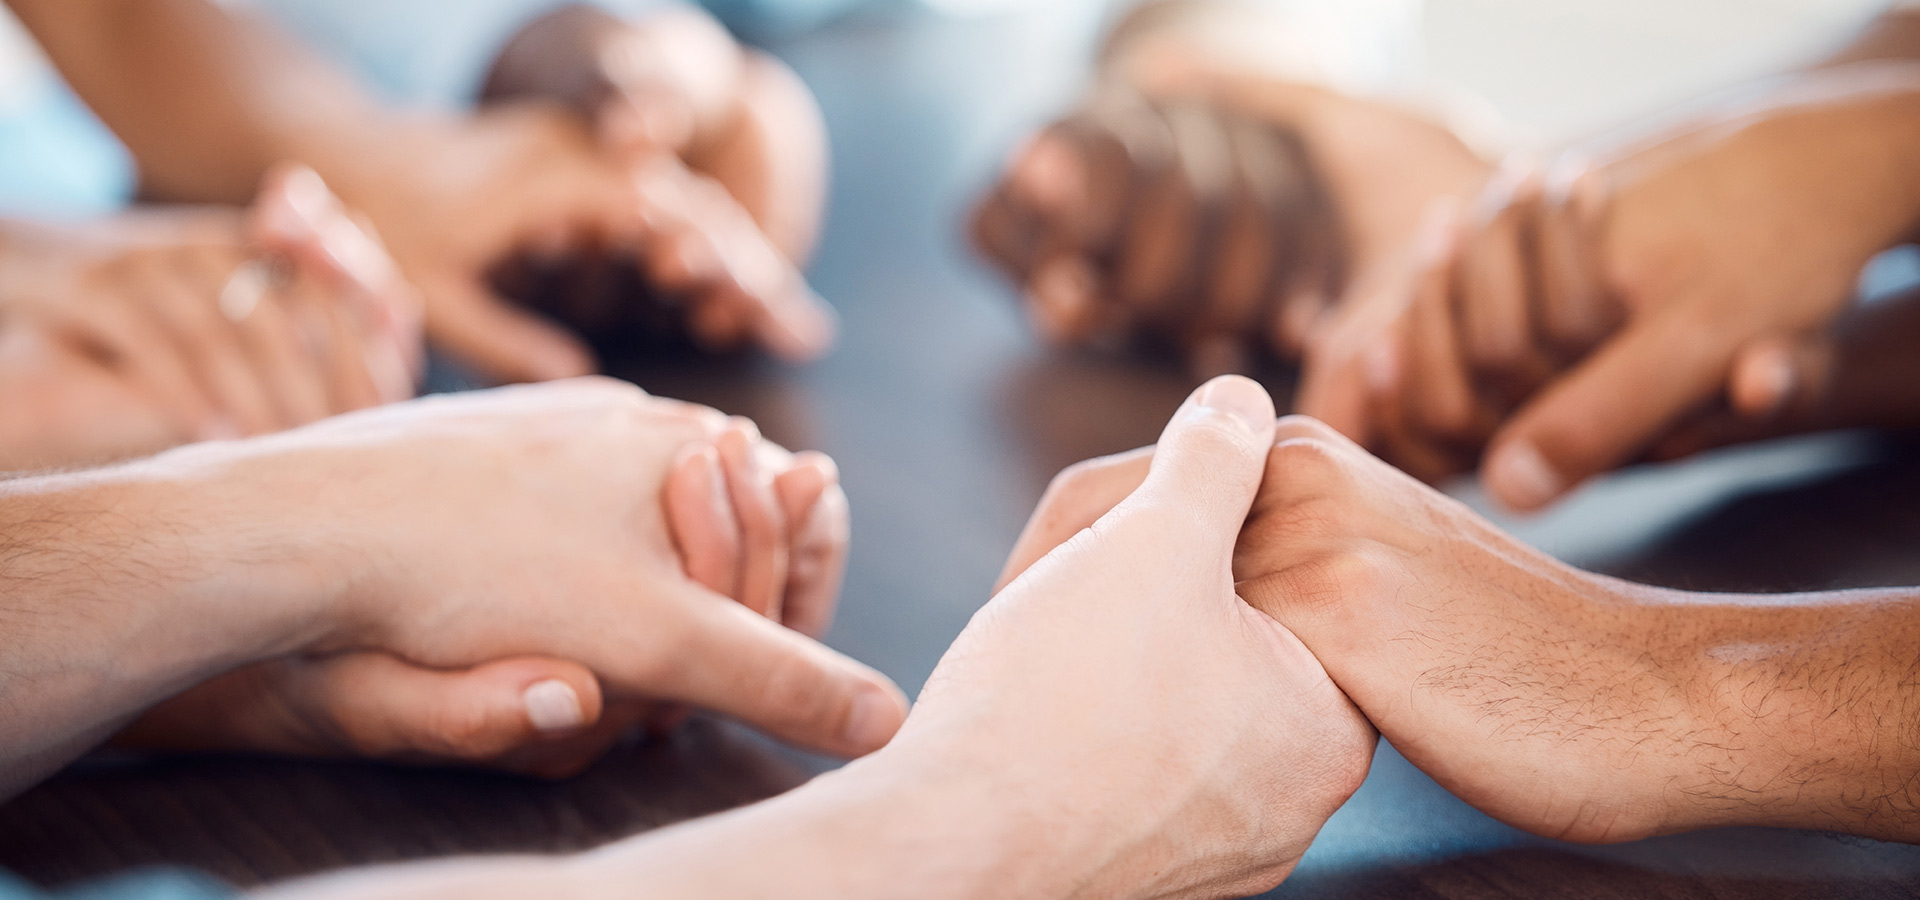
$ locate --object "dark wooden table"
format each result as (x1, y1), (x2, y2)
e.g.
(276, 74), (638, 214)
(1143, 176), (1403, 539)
(8, 5), (1920, 898)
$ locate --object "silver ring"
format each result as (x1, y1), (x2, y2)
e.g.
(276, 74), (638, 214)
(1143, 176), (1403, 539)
(219, 259), (274, 324)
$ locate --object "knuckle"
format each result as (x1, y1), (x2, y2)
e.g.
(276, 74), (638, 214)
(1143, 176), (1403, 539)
(752, 649), (839, 731)
(1250, 550), (1380, 621)
(1244, 495), (1354, 547)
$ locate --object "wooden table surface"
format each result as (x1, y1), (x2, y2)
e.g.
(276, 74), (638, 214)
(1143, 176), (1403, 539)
(8, 5), (1920, 898)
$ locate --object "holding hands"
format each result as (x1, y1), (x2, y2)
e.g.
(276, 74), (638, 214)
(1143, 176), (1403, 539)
(1301, 62), (1920, 509)
(0, 378), (882, 787)
(480, 377), (1377, 900)
(0, 165), (420, 470)
(877, 376), (1373, 898)
(1014, 384), (1920, 849)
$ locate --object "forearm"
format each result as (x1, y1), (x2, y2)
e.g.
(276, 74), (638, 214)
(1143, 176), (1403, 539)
(3, 0), (405, 203)
(1662, 586), (1920, 841)
(255, 753), (1061, 900)
(0, 449), (334, 794)
(1609, 62), (1920, 252)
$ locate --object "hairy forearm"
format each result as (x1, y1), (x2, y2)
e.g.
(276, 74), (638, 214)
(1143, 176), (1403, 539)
(1663, 587), (1920, 841)
(0, 451), (331, 794)
(255, 754), (1067, 900)
(4, 0), (397, 203)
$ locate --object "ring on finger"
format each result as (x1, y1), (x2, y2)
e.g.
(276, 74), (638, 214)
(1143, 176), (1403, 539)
(219, 258), (286, 324)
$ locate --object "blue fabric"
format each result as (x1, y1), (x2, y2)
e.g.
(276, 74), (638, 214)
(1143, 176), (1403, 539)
(0, 871), (232, 900)
(0, 77), (133, 218)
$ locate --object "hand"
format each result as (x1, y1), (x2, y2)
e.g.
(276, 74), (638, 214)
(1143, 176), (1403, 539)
(346, 80), (831, 383)
(121, 390), (855, 770)
(0, 165), (420, 468)
(1303, 62), (1920, 509)
(181, 377), (897, 759)
(865, 377), (1373, 899)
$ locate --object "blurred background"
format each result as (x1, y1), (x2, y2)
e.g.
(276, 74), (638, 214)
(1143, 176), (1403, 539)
(8, 3), (1920, 897)
(0, 0), (1890, 218)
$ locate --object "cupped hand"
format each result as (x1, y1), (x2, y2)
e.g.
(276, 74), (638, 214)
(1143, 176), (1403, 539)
(873, 376), (1374, 899)
(187, 377), (897, 759)
(1303, 63), (1920, 510)
(0, 165), (420, 469)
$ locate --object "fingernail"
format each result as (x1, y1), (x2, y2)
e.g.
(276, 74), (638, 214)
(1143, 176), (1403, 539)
(280, 166), (335, 226)
(1486, 439), (1564, 511)
(1191, 375), (1272, 432)
(1739, 347), (1796, 420)
(843, 687), (902, 750)
(523, 679), (585, 733)
(696, 443), (732, 521)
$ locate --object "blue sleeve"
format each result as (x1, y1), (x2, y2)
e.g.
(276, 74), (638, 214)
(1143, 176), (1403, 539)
(0, 870), (235, 900)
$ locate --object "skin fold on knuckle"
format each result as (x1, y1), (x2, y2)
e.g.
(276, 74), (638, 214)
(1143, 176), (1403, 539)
(1238, 549), (1380, 624)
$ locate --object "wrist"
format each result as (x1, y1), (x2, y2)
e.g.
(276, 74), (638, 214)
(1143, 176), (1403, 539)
(568, 738), (1099, 900)
(288, 110), (467, 225)
(124, 439), (360, 660)
(1648, 587), (1920, 838)
(0, 452), (343, 783)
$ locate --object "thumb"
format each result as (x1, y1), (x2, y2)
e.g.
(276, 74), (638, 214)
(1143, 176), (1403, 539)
(420, 273), (597, 383)
(645, 586), (908, 758)
(1483, 309), (1735, 511)
(1128, 375), (1278, 553)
